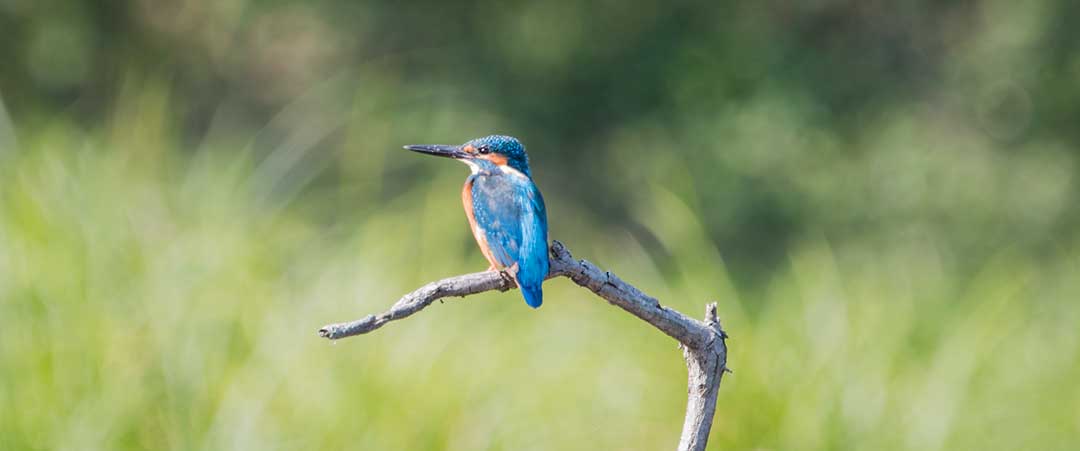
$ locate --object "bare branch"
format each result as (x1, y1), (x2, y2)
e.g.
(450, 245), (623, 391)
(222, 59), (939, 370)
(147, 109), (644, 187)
(548, 241), (715, 350)
(317, 240), (729, 451)
(678, 303), (729, 451)
(317, 270), (514, 339)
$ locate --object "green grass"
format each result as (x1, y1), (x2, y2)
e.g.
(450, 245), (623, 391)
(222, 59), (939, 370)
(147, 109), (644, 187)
(1, 128), (1078, 451)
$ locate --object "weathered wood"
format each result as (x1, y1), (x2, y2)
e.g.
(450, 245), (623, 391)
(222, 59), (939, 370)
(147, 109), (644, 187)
(678, 303), (729, 451)
(317, 240), (729, 451)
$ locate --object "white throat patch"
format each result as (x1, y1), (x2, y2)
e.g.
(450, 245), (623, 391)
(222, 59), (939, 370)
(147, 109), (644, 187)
(460, 159), (529, 179)
(499, 164), (528, 179)
(461, 159), (482, 174)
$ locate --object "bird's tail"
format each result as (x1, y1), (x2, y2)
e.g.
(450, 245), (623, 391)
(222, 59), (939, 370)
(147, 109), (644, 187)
(520, 283), (543, 308)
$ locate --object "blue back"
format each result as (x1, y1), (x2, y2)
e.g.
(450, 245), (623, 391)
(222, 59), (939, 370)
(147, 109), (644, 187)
(469, 169), (549, 308)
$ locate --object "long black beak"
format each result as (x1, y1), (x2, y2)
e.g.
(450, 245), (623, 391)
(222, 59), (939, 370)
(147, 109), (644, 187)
(403, 144), (466, 159)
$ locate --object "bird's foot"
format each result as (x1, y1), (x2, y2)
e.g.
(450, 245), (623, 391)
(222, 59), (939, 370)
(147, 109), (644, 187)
(495, 270), (517, 291)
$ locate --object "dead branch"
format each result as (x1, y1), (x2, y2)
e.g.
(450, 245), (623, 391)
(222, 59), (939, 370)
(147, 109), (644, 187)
(317, 240), (728, 451)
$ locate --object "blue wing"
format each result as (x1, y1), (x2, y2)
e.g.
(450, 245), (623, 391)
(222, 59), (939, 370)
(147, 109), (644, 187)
(470, 173), (549, 308)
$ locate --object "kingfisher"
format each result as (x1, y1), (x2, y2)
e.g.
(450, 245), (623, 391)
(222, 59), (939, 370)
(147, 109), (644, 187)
(405, 135), (549, 308)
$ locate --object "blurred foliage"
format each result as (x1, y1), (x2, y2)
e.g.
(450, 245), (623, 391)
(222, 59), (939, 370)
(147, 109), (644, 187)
(1, 0), (1079, 450)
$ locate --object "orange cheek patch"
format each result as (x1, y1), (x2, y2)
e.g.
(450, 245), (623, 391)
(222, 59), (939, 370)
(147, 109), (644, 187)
(481, 153), (509, 165)
(462, 145), (476, 154)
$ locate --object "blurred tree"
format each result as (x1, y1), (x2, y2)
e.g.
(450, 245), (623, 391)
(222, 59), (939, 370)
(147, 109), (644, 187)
(0, 0), (1076, 285)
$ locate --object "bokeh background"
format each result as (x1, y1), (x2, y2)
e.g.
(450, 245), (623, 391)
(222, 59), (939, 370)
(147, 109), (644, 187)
(2, 1), (1079, 450)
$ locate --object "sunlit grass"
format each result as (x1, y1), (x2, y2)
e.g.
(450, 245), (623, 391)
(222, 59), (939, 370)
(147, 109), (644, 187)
(1, 122), (1078, 451)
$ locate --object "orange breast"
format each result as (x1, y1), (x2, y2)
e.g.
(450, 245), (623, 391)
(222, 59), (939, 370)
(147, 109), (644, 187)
(462, 178), (501, 269)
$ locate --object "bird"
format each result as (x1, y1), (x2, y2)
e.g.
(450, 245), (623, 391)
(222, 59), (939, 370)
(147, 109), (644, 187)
(405, 135), (549, 308)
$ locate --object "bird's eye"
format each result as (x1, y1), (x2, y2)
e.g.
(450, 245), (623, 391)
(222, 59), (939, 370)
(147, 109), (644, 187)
(478, 146), (490, 154)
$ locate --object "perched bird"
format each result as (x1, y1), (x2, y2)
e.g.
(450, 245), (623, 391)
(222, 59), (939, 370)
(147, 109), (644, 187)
(405, 135), (549, 308)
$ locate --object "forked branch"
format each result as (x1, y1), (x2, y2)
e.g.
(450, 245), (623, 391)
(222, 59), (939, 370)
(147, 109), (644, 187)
(318, 240), (729, 451)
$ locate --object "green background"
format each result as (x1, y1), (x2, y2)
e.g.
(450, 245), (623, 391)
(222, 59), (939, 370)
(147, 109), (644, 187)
(1, 1), (1078, 449)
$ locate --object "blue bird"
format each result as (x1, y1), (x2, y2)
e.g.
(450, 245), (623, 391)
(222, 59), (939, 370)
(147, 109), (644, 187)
(405, 135), (550, 308)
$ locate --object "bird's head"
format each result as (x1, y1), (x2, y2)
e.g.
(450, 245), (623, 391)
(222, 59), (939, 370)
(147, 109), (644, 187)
(405, 135), (532, 177)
